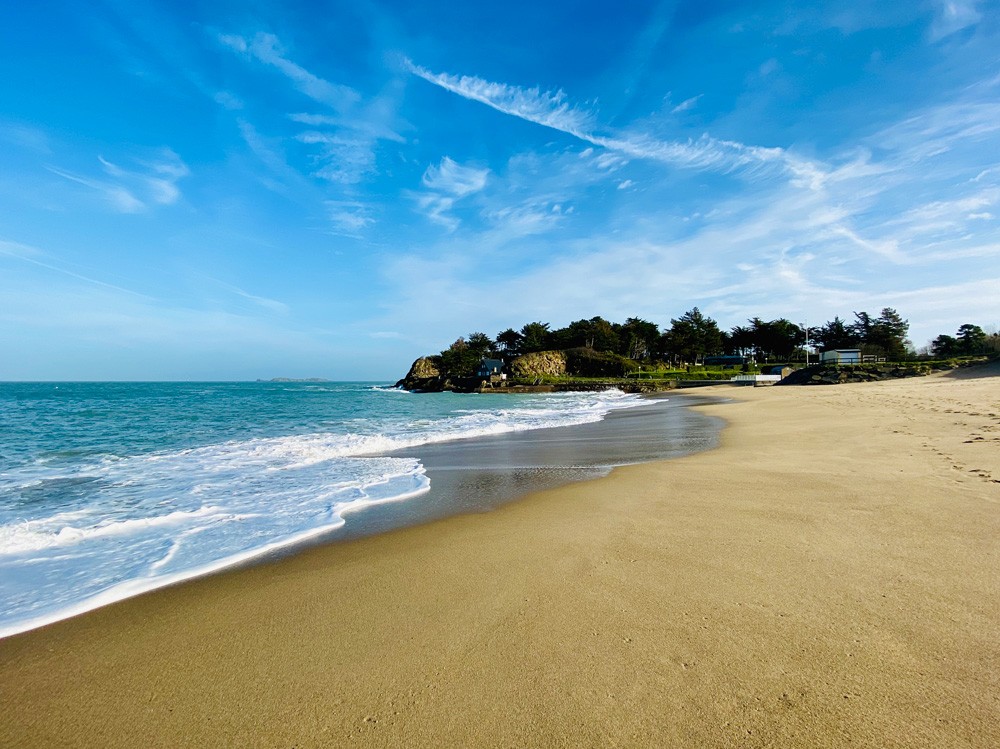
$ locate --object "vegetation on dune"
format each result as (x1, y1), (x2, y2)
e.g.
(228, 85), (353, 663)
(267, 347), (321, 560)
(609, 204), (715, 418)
(422, 307), (997, 381)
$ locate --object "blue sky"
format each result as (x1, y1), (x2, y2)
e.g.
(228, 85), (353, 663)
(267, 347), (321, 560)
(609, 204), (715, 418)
(1, 1), (998, 380)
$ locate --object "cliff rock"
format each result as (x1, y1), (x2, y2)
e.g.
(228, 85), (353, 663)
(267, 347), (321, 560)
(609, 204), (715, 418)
(396, 357), (445, 390)
(509, 351), (568, 378)
(406, 357), (441, 379)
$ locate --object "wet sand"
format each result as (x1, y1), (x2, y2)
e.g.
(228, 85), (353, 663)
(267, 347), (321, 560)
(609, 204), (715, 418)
(1, 366), (998, 747)
(338, 394), (722, 542)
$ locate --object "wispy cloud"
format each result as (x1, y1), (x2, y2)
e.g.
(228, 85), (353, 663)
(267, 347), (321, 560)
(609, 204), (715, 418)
(405, 60), (815, 182)
(214, 90), (244, 110)
(414, 157), (489, 230)
(0, 237), (149, 296)
(929, 0), (982, 40)
(46, 166), (145, 213)
(325, 200), (374, 235)
(236, 119), (307, 192)
(221, 31), (406, 223)
(208, 278), (290, 315)
(422, 156), (489, 196)
(46, 149), (189, 213)
(0, 122), (51, 154)
(671, 94), (703, 113)
(220, 32), (360, 112)
(405, 60), (595, 136)
(0, 239), (44, 259)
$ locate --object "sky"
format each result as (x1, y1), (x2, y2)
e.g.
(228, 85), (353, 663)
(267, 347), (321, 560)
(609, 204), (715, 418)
(1, 0), (998, 380)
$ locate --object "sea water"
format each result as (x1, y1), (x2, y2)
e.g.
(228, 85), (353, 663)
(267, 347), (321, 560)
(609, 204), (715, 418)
(0, 381), (647, 637)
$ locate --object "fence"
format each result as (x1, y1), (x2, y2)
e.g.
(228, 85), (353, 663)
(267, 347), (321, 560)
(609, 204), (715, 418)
(730, 374), (782, 384)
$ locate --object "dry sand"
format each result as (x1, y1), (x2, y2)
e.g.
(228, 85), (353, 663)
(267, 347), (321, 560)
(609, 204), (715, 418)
(2, 365), (998, 747)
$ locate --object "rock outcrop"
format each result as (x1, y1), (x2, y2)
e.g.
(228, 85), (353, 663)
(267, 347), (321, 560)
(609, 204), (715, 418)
(509, 351), (567, 378)
(396, 357), (446, 391)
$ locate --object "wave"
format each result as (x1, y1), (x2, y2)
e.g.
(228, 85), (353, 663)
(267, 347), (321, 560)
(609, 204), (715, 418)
(0, 388), (647, 637)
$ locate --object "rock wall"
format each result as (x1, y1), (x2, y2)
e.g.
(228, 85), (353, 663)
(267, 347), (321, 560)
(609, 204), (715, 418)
(779, 362), (933, 385)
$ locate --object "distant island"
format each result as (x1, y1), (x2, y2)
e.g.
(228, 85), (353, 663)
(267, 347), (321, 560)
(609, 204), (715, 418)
(258, 378), (331, 383)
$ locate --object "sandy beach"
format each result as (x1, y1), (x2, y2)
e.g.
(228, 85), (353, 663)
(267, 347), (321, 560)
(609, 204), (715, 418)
(2, 365), (998, 747)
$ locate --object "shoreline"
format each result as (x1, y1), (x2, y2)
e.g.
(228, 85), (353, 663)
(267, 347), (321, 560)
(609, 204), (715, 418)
(0, 392), (721, 639)
(2, 368), (998, 746)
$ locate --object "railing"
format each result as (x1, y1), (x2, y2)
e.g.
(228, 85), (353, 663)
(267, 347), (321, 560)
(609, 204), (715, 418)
(730, 374), (782, 383)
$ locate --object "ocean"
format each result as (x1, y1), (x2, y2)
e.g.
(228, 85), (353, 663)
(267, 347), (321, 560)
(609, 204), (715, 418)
(0, 381), (659, 637)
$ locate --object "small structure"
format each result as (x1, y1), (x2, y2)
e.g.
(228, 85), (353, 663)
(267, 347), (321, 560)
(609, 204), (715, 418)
(476, 359), (506, 379)
(730, 374), (782, 386)
(820, 349), (861, 365)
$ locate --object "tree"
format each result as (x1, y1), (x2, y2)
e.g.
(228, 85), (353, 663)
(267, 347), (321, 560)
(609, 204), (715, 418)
(768, 319), (805, 361)
(728, 325), (755, 357)
(867, 308), (910, 360)
(662, 307), (723, 364)
(438, 338), (479, 377)
(495, 328), (522, 356)
(519, 322), (551, 354)
(618, 317), (660, 360)
(746, 317), (804, 362)
(549, 317), (621, 352)
(848, 308), (909, 359)
(931, 334), (959, 357)
(588, 317), (620, 352)
(465, 332), (495, 359)
(813, 316), (860, 351)
(956, 324), (987, 354)
(850, 311), (874, 344)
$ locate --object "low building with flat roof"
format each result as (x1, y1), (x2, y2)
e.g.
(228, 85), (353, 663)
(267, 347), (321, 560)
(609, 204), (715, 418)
(820, 349), (861, 364)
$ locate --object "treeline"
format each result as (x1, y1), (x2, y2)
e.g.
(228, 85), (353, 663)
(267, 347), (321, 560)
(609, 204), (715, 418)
(434, 307), (996, 377)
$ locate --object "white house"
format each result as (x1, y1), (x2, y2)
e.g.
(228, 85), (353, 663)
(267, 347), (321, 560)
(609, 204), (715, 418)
(820, 349), (861, 364)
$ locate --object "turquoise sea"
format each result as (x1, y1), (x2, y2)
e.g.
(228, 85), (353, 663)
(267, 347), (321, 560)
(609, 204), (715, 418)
(0, 381), (652, 637)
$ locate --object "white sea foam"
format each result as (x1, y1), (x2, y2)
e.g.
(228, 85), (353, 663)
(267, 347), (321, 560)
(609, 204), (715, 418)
(0, 386), (647, 637)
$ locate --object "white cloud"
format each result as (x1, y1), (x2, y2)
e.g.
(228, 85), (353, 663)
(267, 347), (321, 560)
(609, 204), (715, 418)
(0, 237), (149, 296)
(413, 157), (490, 230)
(236, 119), (307, 192)
(222, 32), (360, 112)
(406, 60), (815, 182)
(46, 166), (142, 213)
(929, 0), (982, 40)
(0, 239), (43, 258)
(208, 278), (290, 315)
(221, 33), (405, 208)
(422, 157), (489, 197)
(414, 193), (457, 230)
(484, 200), (563, 237)
(0, 122), (51, 153)
(617, 179), (634, 190)
(405, 59), (595, 136)
(214, 91), (244, 110)
(671, 94), (703, 113)
(46, 149), (188, 214)
(325, 200), (374, 235)
(296, 131), (378, 184)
